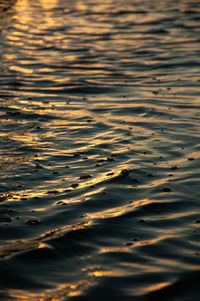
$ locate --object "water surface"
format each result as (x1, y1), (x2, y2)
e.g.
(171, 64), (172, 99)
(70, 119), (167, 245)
(0, 0), (200, 300)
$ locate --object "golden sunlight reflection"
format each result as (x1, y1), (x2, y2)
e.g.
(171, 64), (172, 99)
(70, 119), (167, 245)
(9, 65), (33, 74)
(99, 234), (177, 254)
(38, 242), (52, 249)
(0, 221), (93, 260)
(87, 199), (161, 220)
(40, 0), (58, 10)
(2, 131), (42, 145)
(99, 246), (130, 253)
(39, 0), (59, 28)
(14, 0), (32, 24)
(75, 0), (113, 15)
(5, 280), (92, 301)
(75, 0), (88, 13)
(14, 0), (59, 30)
(89, 269), (127, 277)
(131, 282), (171, 296)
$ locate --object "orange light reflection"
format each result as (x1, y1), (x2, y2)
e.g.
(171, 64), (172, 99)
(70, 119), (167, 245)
(132, 282), (171, 296)
(87, 199), (161, 220)
(4, 280), (92, 301)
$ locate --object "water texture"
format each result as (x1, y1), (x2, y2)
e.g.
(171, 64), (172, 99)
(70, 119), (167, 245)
(0, 0), (200, 300)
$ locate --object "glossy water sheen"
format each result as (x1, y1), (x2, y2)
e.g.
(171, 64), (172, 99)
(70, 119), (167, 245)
(0, 0), (200, 300)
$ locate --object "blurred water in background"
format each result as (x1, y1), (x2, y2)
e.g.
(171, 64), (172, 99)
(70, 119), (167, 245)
(0, 0), (200, 300)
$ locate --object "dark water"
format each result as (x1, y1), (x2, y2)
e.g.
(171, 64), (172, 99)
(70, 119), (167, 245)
(0, 0), (200, 300)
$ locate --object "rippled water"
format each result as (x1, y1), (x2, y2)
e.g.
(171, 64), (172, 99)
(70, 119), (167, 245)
(0, 0), (200, 300)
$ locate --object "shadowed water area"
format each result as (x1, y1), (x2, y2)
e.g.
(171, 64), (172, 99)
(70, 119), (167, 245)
(0, 0), (200, 300)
